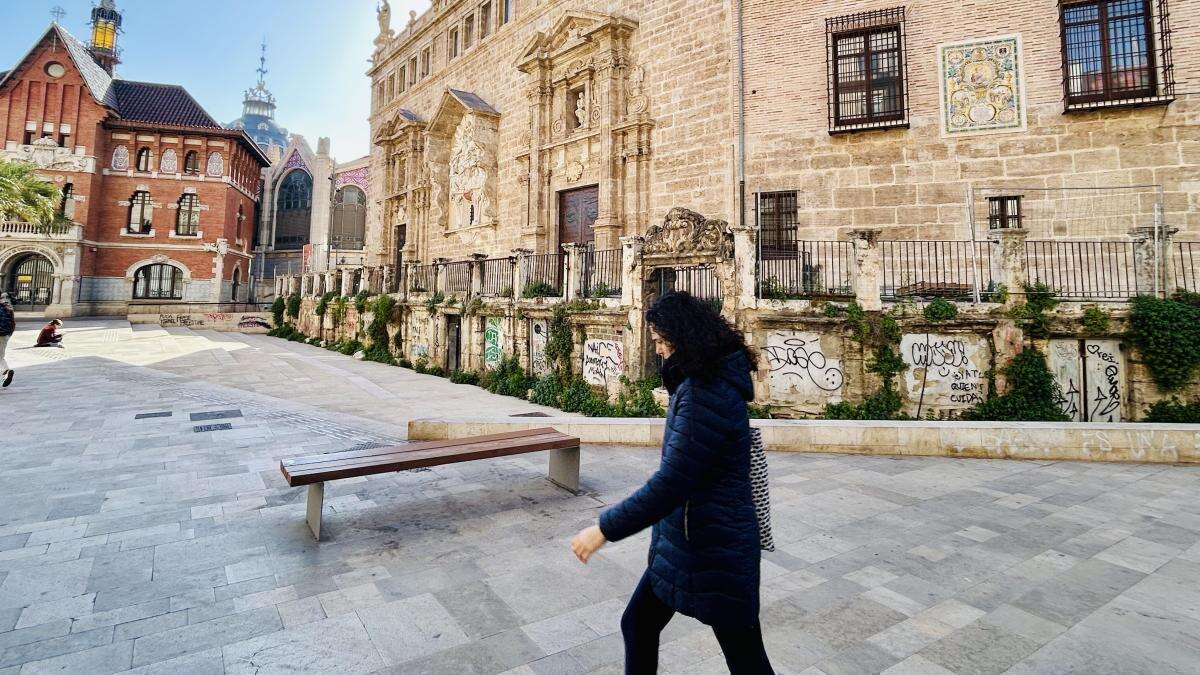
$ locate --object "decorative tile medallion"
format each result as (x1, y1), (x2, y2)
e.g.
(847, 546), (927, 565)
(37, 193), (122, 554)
(937, 35), (1026, 136)
(206, 152), (224, 177)
(334, 166), (370, 192)
(111, 145), (129, 170)
(283, 150), (308, 172)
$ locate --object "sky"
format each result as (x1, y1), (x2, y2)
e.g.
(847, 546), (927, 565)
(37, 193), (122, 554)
(0, 0), (429, 161)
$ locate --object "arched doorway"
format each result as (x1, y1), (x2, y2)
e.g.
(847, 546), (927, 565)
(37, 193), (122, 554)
(274, 170), (312, 250)
(4, 253), (54, 310)
(231, 267), (242, 302)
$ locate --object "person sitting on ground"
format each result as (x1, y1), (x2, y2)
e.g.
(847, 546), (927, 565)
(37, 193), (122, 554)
(0, 294), (13, 387)
(35, 319), (63, 348)
(571, 292), (775, 674)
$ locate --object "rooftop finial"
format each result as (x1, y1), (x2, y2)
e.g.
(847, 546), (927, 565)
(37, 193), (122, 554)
(50, 6), (66, 23)
(257, 38), (268, 87)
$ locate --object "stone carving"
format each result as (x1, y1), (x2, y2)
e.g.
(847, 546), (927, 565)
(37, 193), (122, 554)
(901, 333), (989, 414)
(160, 149), (178, 174)
(111, 145), (129, 170)
(565, 160), (584, 183)
(206, 152), (223, 177)
(530, 319), (550, 376)
(551, 119), (566, 138)
(938, 35), (1026, 136)
(643, 208), (731, 258)
(583, 338), (623, 386)
(377, 0), (391, 35)
(448, 115), (496, 229)
(627, 65), (648, 116)
(2, 137), (93, 173)
(574, 91), (589, 128)
(765, 331), (845, 399)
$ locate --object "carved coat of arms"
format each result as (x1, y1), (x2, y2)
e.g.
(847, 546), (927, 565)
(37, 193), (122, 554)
(643, 207), (731, 258)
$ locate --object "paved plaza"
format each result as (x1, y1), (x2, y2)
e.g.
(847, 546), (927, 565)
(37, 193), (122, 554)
(0, 320), (1198, 673)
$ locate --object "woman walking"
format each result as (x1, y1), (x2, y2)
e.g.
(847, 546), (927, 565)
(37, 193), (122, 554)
(571, 292), (774, 674)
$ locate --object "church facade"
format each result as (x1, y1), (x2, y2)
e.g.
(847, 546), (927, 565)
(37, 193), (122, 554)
(0, 4), (269, 317)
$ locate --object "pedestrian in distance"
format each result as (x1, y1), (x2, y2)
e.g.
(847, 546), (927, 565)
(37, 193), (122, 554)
(571, 292), (775, 674)
(0, 294), (14, 387)
(35, 319), (63, 348)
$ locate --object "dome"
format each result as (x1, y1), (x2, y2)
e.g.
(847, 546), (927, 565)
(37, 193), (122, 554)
(225, 41), (290, 157)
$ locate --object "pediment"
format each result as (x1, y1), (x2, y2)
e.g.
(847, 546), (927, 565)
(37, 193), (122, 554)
(428, 89), (498, 137)
(516, 11), (636, 72)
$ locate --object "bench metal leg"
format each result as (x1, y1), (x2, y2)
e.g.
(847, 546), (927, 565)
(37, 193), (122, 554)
(306, 482), (324, 540)
(548, 446), (580, 492)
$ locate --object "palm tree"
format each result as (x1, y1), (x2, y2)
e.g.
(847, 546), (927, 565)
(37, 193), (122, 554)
(0, 157), (72, 232)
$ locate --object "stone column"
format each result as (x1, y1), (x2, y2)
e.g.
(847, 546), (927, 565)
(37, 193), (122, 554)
(434, 258), (449, 297)
(1130, 225), (1177, 298)
(562, 243), (583, 300)
(850, 228), (883, 311)
(470, 253), (487, 299)
(209, 239), (229, 303)
(288, 275), (299, 295)
(729, 221), (757, 313)
(340, 269), (354, 297)
(621, 235), (647, 380)
(991, 227), (1028, 306)
(512, 249), (532, 298)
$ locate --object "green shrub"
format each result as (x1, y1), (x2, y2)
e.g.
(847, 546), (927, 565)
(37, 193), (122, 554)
(747, 404), (774, 419)
(330, 297), (348, 326)
(1143, 398), (1200, 424)
(531, 374), (565, 407)
(1172, 290), (1200, 307)
(424, 292), (445, 314)
(1008, 283), (1058, 339)
(614, 376), (664, 417)
(271, 297), (286, 327)
(522, 281), (559, 299)
(425, 365), (447, 378)
(398, 357), (413, 369)
(413, 357), (429, 374)
(544, 306), (574, 375)
(450, 370), (481, 386)
(479, 356), (534, 398)
(335, 339), (364, 356)
(314, 291), (338, 318)
(354, 290), (373, 314)
(758, 277), (804, 301)
(361, 295), (396, 365)
(963, 348), (1069, 422)
(286, 294), (301, 321)
(559, 377), (595, 413)
(1128, 295), (1200, 392)
(823, 385), (906, 420)
(922, 298), (958, 323)
(1082, 306), (1111, 336)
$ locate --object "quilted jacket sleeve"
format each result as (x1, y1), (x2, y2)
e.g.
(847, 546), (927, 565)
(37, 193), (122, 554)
(598, 383), (724, 542)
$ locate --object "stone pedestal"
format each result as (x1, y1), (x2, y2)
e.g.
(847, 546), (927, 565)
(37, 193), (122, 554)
(729, 221), (757, 313)
(1130, 225), (1177, 298)
(562, 243), (584, 299)
(850, 229), (882, 311)
(991, 227), (1028, 306)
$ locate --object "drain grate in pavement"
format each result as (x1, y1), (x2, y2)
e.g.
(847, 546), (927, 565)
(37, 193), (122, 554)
(189, 409), (243, 422)
(135, 411), (173, 419)
(193, 423), (233, 433)
(511, 412), (551, 417)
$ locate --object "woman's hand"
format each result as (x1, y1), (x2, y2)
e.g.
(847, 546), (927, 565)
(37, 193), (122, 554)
(571, 525), (607, 564)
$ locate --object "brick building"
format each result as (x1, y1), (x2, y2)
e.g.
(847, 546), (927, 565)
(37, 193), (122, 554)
(0, 5), (269, 318)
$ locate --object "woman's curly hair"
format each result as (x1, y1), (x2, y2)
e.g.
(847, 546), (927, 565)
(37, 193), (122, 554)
(646, 292), (757, 381)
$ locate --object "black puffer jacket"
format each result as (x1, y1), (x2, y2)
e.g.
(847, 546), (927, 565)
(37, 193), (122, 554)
(0, 304), (14, 337)
(599, 350), (760, 627)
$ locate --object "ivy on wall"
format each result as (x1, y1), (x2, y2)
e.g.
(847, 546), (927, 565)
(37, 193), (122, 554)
(1128, 295), (1200, 392)
(823, 302), (909, 421)
(963, 348), (1069, 422)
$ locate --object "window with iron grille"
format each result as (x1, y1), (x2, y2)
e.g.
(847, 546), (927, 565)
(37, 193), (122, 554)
(128, 191), (152, 233)
(1061, 0), (1175, 109)
(757, 191), (799, 260)
(132, 263), (183, 300)
(826, 8), (909, 133)
(176, 194), (200, 236)
(988, 196), (1023, 230)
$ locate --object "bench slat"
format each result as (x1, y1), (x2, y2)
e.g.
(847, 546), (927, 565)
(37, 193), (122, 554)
(280, 429), (578, 487)
(281, 428), (561, 469)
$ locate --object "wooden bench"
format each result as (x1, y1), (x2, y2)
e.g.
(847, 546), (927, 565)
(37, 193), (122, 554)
(279, 428), (581, 540)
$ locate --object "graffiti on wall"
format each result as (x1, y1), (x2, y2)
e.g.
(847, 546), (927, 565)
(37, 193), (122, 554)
(1048, 339), (1125, 422)
(158, 313), (270, 333)
(530, 319), (550, 376)
(485, 317), (504, 369)
(583, 339), (624, 386)
(764, 331), (845, 400)
(901, 333), (989, 413)
(409, 313), (429, 360)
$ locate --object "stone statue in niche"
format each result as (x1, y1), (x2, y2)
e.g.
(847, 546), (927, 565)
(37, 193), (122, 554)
(448, 115), (495, 229)
(574, 91), (589, 129)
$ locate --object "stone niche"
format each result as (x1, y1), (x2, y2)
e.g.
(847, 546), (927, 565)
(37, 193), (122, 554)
(425, 90), (500, 248)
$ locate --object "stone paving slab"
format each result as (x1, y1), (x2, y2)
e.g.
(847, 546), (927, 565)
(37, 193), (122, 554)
(0, 321), (1198, 673)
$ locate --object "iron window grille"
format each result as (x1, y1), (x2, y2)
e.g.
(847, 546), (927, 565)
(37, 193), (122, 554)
(1060, 0), (1175, 111)
(988, 196), (1024, 229)
(128, 191), (151, 233)
(826, 7), (909, 134)
(132, 263), (183, 300)
(176, 194), (200, 236)
(184, 151), (200, 175)
(135, 147), (151, 172)
(756, 191), (799, 260)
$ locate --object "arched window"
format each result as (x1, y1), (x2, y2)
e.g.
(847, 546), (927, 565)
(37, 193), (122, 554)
(274, 170), (312, 250)
(136, 147), (151, 172)
(128, 191), (152, 234)
(184, 151), (200, 175)
(331, 185), (366, 251)
(132, 263), (183, 300)
(236, 203), (245, 242)
(231, 267), (242, 302)
(176, 194), (200, 236)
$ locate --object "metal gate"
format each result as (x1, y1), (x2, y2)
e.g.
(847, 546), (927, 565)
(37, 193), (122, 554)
(5, 254), (54, 309)
(446, 314), (462, 373)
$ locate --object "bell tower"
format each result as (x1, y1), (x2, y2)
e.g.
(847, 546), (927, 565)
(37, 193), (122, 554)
(88, 0), (122, 75)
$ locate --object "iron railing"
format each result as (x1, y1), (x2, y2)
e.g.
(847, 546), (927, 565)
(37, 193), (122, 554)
(880, 240), (993, 300)
(673, 264), (722, 308)
(443, 261), (472, 296)
(1172, 241), (1198, 294)
(758, 241), (854, 299)
(582, 248), (622, 298)
(409, 264), (437, 293)
(480, 257), (514, 297)
(521, 253), (564, 298)
(1026, 240), (1139, 300)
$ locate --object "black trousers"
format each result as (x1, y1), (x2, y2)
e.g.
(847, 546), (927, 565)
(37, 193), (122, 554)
(620, 572), (774, 674)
